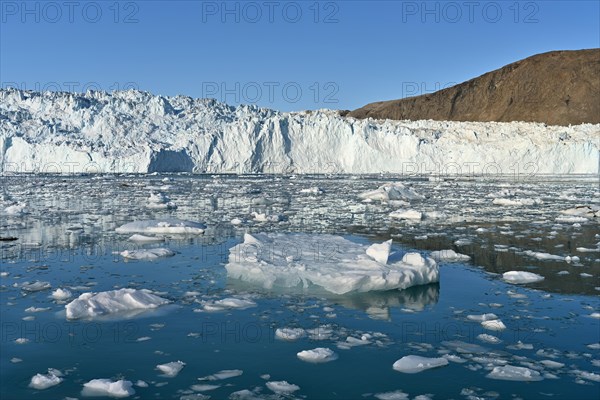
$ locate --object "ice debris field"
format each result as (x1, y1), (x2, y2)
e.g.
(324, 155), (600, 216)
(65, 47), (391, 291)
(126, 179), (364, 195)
(0, 171), (599, 399)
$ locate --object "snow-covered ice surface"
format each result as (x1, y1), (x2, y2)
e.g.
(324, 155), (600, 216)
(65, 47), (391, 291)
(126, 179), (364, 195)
(0, 89), (598, 174)
(1, 173), (599, 399)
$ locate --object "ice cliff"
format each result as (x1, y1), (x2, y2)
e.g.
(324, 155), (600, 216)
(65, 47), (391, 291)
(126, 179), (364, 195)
(0, 89), (598, 174)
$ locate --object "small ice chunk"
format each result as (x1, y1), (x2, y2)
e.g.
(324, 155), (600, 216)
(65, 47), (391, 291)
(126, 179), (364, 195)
(116, 219), (205, 234)
(82, 379), (135, 398)
(120, 248), (175, 260)
(467, 313), (498, 322)
(22, 281), (51, 292)
(300, 187), (324, 195)
(389, 209), (422, 221)
(366, 239), (392, 264)
(589, 313), (600, 319)
(481, 319), (507, 331)
(156, 360), (185, 377)
(297, 347), (338, 363)
(502, 271), (545, 284)
(51, 288), (72, 300)
(29, 371), (63, 390)
(199, 369), (243, 381)
(15, 338), (29, 344)
(540, 360), (564, 369)
(430, 250), (470, 262)
(128, 234), (165, 243)
(374, 390), (409, 400)
(65, 288), (170, 319)
(523, 250), (564, 261)
(486, 365), (543, 381)
(275, 328), (306, 341)
(266, 381), (300, 394)
(392, 355), (449, 373)
(198, 298), (257, 312)
(477, 334), (502, 344)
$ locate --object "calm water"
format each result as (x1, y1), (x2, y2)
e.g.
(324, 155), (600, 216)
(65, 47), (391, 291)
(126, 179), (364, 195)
(1, 174), (599, 399)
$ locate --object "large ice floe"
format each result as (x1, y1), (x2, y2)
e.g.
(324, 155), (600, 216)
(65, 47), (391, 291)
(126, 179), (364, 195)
(224, 233), (439, 294)
(115, 219), (205, 234)
(1, 89), (598, 174)
(65, 288), (170, 319)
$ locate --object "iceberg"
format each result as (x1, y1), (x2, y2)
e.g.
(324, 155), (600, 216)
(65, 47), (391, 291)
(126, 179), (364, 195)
(65, 288), (170, 319)
(115, 219), (205, 234)
(225, 233), (439, 294)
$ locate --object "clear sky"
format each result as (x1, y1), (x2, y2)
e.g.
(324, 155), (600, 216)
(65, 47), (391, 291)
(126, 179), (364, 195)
(1, 1), (598, 111)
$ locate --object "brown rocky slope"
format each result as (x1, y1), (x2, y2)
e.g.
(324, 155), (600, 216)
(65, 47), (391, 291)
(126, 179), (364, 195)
(348, 49), (600, 126)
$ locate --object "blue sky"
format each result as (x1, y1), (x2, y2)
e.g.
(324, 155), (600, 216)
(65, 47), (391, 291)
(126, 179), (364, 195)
(1, 1), (598, 111)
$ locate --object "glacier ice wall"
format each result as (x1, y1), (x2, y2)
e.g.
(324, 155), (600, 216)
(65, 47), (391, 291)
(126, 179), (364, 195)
(0, 89), (598, 174)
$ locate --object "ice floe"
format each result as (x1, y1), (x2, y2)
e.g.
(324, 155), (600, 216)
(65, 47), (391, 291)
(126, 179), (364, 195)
(502, 271), (545, 284)
(389, 209), (423, 221)
(392, 355), (449, 373)
(82, 379), (135, 397)
(266, 381), (300, 394)
(119, 248), (175, 260)
(65, 288), (170, 319)
(128, 234), (165, 243)
(199, 369), (243, 381)
(51, 288), (72, 300)
(486, 365), (543, 381)
(481, 319), (507, 331)
(156, 360), (185, 377)
(297, 347), (338, 363)
(430, 249), (470, 262)
(115, 219), (205, 234)
(359, 183), (424, 202)
(196, 298), (257, 312)
(29, 370), (63, 390)
(225, 233), (438, 294)
(275, 327), (306, 341)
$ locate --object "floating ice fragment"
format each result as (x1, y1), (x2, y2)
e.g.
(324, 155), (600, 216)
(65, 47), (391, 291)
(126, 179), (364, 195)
(486, 365), (543, 381)
(22, 281), (51, 292)
(29, 370), (63, 390)
(477, 334), (502, 344)
(197, 298), (257, 312)
(392, 355), (448, 373)
(275, 328), (306, 341)
(297, 347), (338, 363)
(225, 233), (438, 294)
(430, 250), (470, 262)
(266, 381), (300, 394)
(373, 390), (409, 400)
(51, 288), (72, 300)
(82, 379), (135, 398)
(199, 369), (243, 381)
(116, 219), (205, 234)
(156, 360), (185, 377)
(481, 319), (507, 331)
(65, 288), (170, 319)
(119, 248), (175, 260)
(467, 313), (498, 322)
(128, 234), (165, 243)
(502, 271), (544, 284)
(390, 209), (422, 221)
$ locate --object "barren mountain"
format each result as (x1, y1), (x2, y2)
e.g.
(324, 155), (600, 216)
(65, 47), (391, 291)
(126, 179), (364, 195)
(349, 49), (600, 126)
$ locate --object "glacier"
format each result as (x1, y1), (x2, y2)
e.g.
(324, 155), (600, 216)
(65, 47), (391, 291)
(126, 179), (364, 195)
(0, 88), (598, 174)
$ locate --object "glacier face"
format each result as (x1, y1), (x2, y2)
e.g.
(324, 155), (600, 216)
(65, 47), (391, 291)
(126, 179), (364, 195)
(0, 88), (598, 174)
